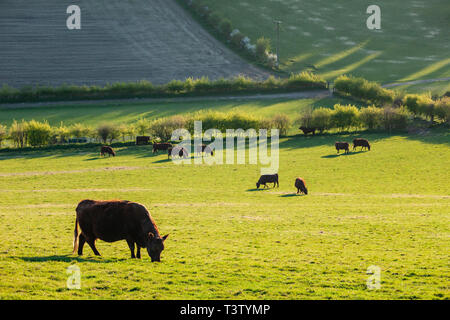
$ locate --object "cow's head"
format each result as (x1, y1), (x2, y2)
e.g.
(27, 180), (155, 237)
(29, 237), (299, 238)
(256, 182), (260, 189)
(146, 232), (169, 262)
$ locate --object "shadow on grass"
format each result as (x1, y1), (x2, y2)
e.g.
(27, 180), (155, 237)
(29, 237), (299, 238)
(280, 193), (306, 198)
(19, 254), (124, 263)
(321, 151), (365, 158)
(246, 188), (264, 192)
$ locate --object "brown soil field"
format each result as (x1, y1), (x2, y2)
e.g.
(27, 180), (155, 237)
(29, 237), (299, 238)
(0, 0), (268, 88)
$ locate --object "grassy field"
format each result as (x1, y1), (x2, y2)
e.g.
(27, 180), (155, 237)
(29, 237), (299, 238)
(0, 126), (449, 299)
(201, 0), (450, 83)
(0, 96), (359, 127)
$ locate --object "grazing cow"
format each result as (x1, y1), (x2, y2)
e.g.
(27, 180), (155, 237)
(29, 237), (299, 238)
(353, 138), (371, 151)
(168, 146), (189, 159)
(100, 146), (115, 157)
(299, 126), (316, 136)
(153, 143), (173, 154)
(136, 136), (150, 145)
(335, 142), (349, 154)
(73, 200), (168, 261)
(196, 144), (214, 156)
(256, 174), (279, 189)
(295, 177), (308, 195)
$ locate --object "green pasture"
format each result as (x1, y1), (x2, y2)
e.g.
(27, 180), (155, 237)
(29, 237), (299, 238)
(201, 0), (450, 83)
(0, 128), (449, 299)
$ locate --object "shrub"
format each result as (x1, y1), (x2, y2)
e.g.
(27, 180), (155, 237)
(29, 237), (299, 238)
(219, 18), (232, 37)
(383, 107), (411, 132)
(69, 123), (90, 139)
(286, 72), (327, 89)
(56, 122), (70, 143)
(149, 115), (188, 142)
(268, 114), (291, 136)
(311, 107), (334, 133)
(404, 94), (434, 119)
(230, 30), (245, 48)
(256, 37), (271, 62)
(135, 118), (150, 136)
(331, 104), (360, 131)
(0, 124), (7, 147)
(97, 123), (119, 144)
(9, 120), (27, 148)
(334, 75), (394, 106)
(359, 106), (384, 129)
(434, 97), (450, 123)
(25, 120), (52, 147)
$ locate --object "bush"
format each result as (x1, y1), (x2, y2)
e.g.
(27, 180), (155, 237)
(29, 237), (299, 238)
(434, 97), (450, 123)
(268, 114), (291, 136)
(135, 118), (150, 136)
(334, 75), (394, 106)
(9, 120), (27, 148)
(69, 123), (90, 139)
(97, 123), (119, 144)
(311, 107), (334, 133)
(219, 19), (232, 37)
(359, 106), (384, 129)
(0, 124), (6, 147)
(256, 37), (271, 62)
(404, 94), (434, 119)
(286, 72), (327, 89)
(230, 30), (245, 48)
(25, 120), (52, 147)
(383, 107), (411, 132)
(331, 104), (360, 131)
(149, 115), (188, 142)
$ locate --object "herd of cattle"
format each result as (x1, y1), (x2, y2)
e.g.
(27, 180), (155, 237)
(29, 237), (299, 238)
(86, 137), (371, 261)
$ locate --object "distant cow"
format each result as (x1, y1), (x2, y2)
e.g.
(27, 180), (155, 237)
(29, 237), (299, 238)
(295, 178), (308, 195)
(353, 138), (371, 151)
(299, 126), (316, 136)
(196, 144), (214, 156)
(153, 143), (173, 154)
(100, 146), (115, 157)
(136, 136), (150, 145)
(73, 200), (168, 261)
(335, 142), (349, 154)
(256, 174), (279, 189)
(168, 146), (189, 159)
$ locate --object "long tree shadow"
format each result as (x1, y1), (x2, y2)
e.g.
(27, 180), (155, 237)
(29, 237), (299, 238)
(19, 254), (124, 263)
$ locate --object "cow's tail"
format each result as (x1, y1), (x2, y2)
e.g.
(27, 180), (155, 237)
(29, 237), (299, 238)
(73, 217), (79, 254)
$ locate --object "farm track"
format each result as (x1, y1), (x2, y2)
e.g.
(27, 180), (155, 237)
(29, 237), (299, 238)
(0, 0), (268, 88)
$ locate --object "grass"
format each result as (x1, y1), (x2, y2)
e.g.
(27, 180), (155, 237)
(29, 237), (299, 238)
(0, 129), (449, 299)
(199, 0), (450, 83)
(0, 96), (359, 127)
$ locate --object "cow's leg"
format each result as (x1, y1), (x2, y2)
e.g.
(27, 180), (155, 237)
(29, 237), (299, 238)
(86, 238), (101, 256)
(136, 246), (141, 259)
(77, 234), (86, 255)
(126, 239), (136, 258)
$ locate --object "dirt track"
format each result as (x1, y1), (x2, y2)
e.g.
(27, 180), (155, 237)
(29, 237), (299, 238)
(0, 0), (268, 88)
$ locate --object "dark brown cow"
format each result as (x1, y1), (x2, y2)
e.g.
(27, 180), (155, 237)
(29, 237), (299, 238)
(136, 136), (151, 145)
(335, 142), (349, 154)
(195, 144), (214, 156)
(153, 143), (173, 154)
(256, 174), (279, 189)
(73, 200), (168, 261)
(100, 146), (115, 157)
(299, 126), (316, 136)
(353, 138), (371, 151)
(168, 146), (189, 159)
(295, 177), (308, 195)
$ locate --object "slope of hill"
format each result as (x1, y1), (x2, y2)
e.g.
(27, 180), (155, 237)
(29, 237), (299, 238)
(0, 0), (268, 88)
(200, 0), (450, 83)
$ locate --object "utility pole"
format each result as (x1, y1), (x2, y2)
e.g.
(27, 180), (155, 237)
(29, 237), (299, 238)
(273, 20), (282, 68)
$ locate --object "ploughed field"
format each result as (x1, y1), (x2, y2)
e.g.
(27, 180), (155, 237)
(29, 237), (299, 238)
(0, 131), (448, 299)
(0, 0), (267, 88)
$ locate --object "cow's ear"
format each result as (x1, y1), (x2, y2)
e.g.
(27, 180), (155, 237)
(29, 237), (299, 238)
(162, 234), (169, 241)
(148, 232), (155, 240)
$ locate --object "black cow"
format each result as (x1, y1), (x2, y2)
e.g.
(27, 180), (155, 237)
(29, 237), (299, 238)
(335, 142), (349, 154)
(196, 144), (214, 156)
(256, 174), (279, 189)
(153, 143), (173, 154)
(299, 126), (316, 136)
(100, 146), (115, 157)
(353, 138), (371, 151)
(295, 177), (308, 195)
(73, 200), (169, 261)
(168, 146), (189, 159)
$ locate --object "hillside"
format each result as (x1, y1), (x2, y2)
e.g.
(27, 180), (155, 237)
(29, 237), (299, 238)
(0, 0), (268, 88)
(200, 0), (450, 83)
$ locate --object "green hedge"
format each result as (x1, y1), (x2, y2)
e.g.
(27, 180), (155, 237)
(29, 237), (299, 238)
(334, 75), (394, 106)
(0, 72), (326, 103)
